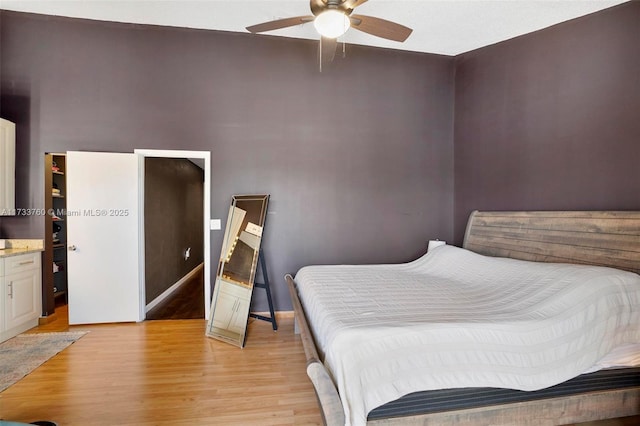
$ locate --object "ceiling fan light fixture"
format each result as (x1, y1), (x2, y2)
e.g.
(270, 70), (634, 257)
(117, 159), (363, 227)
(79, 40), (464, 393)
(313, 10), (350, 38)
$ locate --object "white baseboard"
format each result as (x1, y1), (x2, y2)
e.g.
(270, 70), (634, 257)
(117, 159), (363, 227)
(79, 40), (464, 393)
(145, 262), (204, 313)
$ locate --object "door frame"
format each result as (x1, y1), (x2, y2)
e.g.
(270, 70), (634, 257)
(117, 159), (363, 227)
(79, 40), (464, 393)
(134, 149), (212, 319)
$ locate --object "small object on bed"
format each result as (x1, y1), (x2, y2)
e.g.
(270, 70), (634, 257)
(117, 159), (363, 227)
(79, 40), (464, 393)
(427, 239), (446, 251)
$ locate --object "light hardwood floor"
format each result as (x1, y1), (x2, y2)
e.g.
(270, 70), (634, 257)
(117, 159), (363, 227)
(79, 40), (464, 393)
(1, 306), (637, 425)
(2, 305), (320, 425)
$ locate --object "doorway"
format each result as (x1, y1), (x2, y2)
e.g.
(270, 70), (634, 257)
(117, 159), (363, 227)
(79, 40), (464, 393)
(143, 156), (205, 320)
(135, 149), (212, 320)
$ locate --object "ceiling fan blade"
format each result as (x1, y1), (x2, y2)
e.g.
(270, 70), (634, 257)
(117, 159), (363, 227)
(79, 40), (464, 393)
(246, 15), (314, 33)
(349, 14), (412, 42)
(320, 36), (338, 67)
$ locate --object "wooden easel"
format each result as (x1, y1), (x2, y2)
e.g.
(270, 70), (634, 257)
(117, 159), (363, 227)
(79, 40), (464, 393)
(250, 248), (278, 330)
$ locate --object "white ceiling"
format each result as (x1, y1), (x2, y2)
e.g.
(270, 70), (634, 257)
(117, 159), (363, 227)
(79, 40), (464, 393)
(0, 0), (629, 56)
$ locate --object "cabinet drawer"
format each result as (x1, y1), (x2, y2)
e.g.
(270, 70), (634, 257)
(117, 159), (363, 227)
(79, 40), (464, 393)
(3, 252), (41, 275)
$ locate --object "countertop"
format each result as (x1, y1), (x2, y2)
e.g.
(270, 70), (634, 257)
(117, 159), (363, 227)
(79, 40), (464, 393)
(0, 239), (44, 258)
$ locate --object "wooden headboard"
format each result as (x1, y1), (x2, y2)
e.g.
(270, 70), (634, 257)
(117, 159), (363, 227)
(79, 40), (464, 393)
(463, 210), (640, 275)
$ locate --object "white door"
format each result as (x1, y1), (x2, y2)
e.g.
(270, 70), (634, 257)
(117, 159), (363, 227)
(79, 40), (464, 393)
(0, 118), (16, 213)
(66, 152), (143, 324)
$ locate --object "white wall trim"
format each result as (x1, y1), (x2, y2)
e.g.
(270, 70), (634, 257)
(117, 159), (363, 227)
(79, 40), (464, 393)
(146, 262), (204, 313)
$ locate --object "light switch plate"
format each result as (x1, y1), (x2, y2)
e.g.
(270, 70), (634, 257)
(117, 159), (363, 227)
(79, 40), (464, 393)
(210, 219), (221, 230)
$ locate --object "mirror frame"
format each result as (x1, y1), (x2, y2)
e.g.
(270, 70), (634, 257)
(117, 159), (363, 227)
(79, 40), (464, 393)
(206, 194), (269, 347)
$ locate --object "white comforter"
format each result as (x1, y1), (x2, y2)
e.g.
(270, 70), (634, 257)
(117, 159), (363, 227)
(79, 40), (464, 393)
(294, 245), (640, 426)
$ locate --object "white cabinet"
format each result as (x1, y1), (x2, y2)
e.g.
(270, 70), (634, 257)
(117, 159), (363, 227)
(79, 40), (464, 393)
(1, 252), (42, 342)
(211, 278), (251, 335)
(0, 118), (16, 215)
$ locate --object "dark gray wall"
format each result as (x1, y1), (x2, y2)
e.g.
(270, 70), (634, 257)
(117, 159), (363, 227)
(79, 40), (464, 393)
(0, 11), (455, 311)
(145, 157), (204, 303)
(453, 1), (640, 243)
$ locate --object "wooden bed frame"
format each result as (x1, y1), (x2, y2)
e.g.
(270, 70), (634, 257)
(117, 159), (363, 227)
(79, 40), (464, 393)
(286, 210), (640, 425)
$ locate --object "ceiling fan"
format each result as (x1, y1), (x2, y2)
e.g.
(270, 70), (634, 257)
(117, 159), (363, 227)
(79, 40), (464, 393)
(246, 0), (413, 68)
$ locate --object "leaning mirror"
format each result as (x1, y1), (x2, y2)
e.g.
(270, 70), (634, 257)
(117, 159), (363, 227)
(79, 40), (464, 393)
(206, 194), (269, 347)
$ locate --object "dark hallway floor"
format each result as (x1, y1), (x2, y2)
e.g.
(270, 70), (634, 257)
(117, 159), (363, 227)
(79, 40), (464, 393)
(146, 267), (205, 320)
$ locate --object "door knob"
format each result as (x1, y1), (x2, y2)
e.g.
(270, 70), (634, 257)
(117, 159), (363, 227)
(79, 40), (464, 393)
(68, 245), (77, 251)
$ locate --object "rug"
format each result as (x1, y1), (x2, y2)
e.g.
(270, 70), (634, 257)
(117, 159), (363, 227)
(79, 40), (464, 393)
(0, 331), (87, 392)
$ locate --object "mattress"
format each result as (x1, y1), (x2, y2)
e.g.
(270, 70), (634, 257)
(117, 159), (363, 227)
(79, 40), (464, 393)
(367, 367), (640, 420)
(294, 245), (640, 426)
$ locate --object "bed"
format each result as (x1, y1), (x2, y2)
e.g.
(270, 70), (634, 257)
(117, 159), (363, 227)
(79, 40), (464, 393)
(286, 210), (640, 426)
